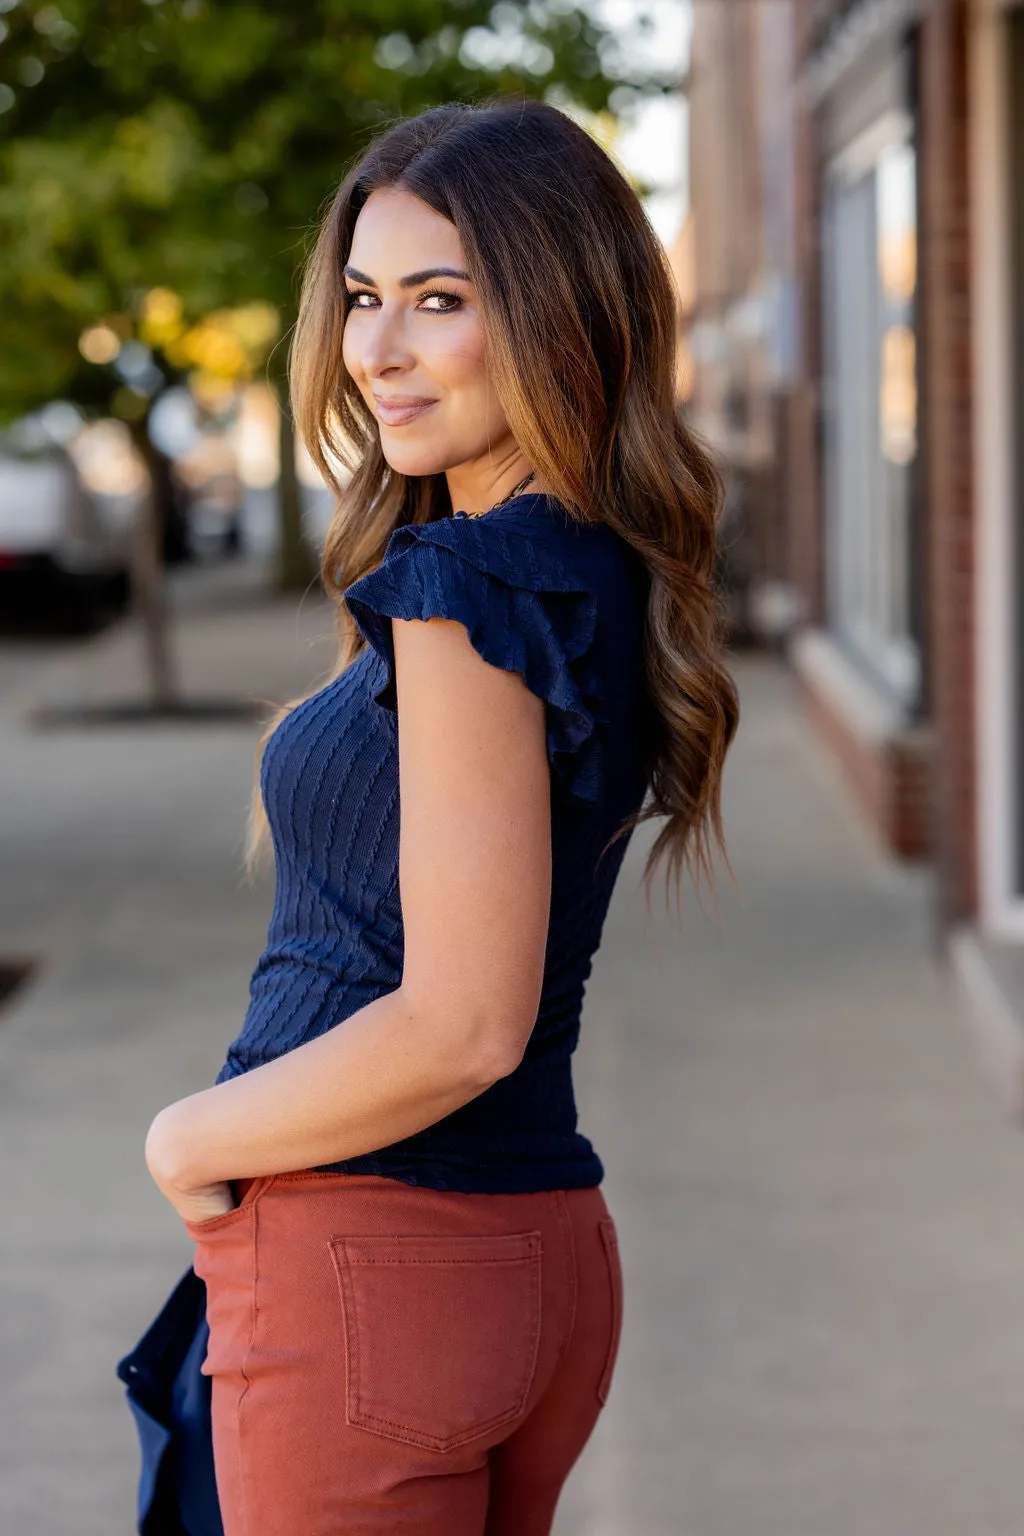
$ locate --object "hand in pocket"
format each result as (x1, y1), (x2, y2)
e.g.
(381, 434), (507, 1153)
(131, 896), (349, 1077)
(173, 1180), (238, 1227)
(183, 1175), (272, 1238)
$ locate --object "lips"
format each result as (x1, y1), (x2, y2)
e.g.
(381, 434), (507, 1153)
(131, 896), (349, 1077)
(373, 395), (438, 427)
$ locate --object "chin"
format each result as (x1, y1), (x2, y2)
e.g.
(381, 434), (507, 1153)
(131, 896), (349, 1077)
(379, 443), (455, 479)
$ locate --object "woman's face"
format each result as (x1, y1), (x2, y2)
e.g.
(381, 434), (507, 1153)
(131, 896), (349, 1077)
(342, 187), (516, 482)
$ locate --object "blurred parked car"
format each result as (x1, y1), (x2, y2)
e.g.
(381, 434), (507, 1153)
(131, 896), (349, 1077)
(0, 446), (134, 632)
(174, 436), (244, 559)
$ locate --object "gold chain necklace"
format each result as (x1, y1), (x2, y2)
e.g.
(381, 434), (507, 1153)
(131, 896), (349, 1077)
(458, 470), (536, 519)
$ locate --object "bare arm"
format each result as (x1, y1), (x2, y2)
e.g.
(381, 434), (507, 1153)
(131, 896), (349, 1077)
(145, 612), (552, 1204)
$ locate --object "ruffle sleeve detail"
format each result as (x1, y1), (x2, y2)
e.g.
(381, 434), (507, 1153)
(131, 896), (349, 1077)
(342, 512), (608, 805)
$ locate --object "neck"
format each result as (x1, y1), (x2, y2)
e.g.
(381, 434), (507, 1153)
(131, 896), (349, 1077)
(445, 451), (544, 516)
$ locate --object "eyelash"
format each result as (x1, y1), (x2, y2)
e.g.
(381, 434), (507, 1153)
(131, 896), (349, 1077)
(344, 288), (462, 314)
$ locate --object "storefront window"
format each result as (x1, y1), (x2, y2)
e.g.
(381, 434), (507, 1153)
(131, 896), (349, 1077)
(822, 124), (920, 707)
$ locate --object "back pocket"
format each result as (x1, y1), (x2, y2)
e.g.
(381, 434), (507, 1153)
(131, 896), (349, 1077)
(329, 1229), (543, 1453)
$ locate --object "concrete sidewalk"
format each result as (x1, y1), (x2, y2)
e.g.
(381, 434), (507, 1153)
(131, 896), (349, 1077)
(3, 571), (1024, 1534)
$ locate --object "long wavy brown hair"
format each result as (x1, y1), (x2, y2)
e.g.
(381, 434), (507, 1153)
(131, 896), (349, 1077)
(247, 97), (739, 914)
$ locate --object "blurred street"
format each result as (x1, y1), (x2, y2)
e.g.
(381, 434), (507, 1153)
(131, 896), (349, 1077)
(4, 562), (1024, 1534)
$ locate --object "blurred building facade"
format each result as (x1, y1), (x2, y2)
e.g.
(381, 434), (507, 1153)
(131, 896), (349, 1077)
(686, 0), (1024, 1052)
(686, 0), (1024, 1069)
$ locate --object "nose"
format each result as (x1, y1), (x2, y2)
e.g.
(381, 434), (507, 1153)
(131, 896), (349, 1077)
(358, 302), (415, 379)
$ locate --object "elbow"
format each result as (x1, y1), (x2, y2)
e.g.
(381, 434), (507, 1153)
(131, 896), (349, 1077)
(464, 1033), (526, 1089)
(449, 1016), (527, 1090)
(403, 987), (529, 1090)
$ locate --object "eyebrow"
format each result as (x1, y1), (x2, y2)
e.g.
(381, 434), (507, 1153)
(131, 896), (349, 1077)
(343, 264), (471, 289)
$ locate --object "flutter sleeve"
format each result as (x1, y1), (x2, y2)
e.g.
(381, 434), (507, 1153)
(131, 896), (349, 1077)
(342, 511), (609, 805)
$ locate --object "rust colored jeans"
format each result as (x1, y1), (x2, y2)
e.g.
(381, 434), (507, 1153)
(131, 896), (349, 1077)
(185, 1171), (624, 1535)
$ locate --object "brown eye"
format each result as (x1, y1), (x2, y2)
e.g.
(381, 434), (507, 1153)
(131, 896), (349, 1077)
(418, 290), (462, 312)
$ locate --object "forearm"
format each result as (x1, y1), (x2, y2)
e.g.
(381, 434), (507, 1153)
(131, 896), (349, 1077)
(146, 987), (501, 1191)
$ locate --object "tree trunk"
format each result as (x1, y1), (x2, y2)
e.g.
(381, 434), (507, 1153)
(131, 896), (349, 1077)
(129, 418), (178, 710)
(272, 377), (317, 592)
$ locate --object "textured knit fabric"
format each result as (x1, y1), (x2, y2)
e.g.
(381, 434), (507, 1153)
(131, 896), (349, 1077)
(213, 494), (652, 1193)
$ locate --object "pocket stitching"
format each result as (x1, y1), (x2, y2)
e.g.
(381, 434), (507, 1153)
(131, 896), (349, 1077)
(331, 1231), (544, 1453)
(596, 1216), (623, 1406)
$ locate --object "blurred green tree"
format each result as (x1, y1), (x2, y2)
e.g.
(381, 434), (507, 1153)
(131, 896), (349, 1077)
(0, 3), (629, 549)
(0, 0), (624, 625)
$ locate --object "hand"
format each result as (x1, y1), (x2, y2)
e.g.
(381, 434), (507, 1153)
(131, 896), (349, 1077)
(145, 1101), (237, 1225)
(165, 1179), (238, 1226)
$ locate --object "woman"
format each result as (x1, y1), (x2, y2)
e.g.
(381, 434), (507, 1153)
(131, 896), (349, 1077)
(143, 97), (738, 1535)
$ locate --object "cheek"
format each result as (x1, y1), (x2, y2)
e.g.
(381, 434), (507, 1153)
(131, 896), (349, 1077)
(422, 316), (488, 392)
(341, 320), (362, 383)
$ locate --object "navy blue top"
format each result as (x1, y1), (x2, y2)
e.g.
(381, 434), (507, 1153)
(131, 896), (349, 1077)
(213, 494), (652, 1193)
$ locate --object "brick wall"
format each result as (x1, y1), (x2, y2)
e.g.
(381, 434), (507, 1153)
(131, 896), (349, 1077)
(918, 0), (978, 926)
(795, 670), (934, 858)
(792, 0), (826, 628)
